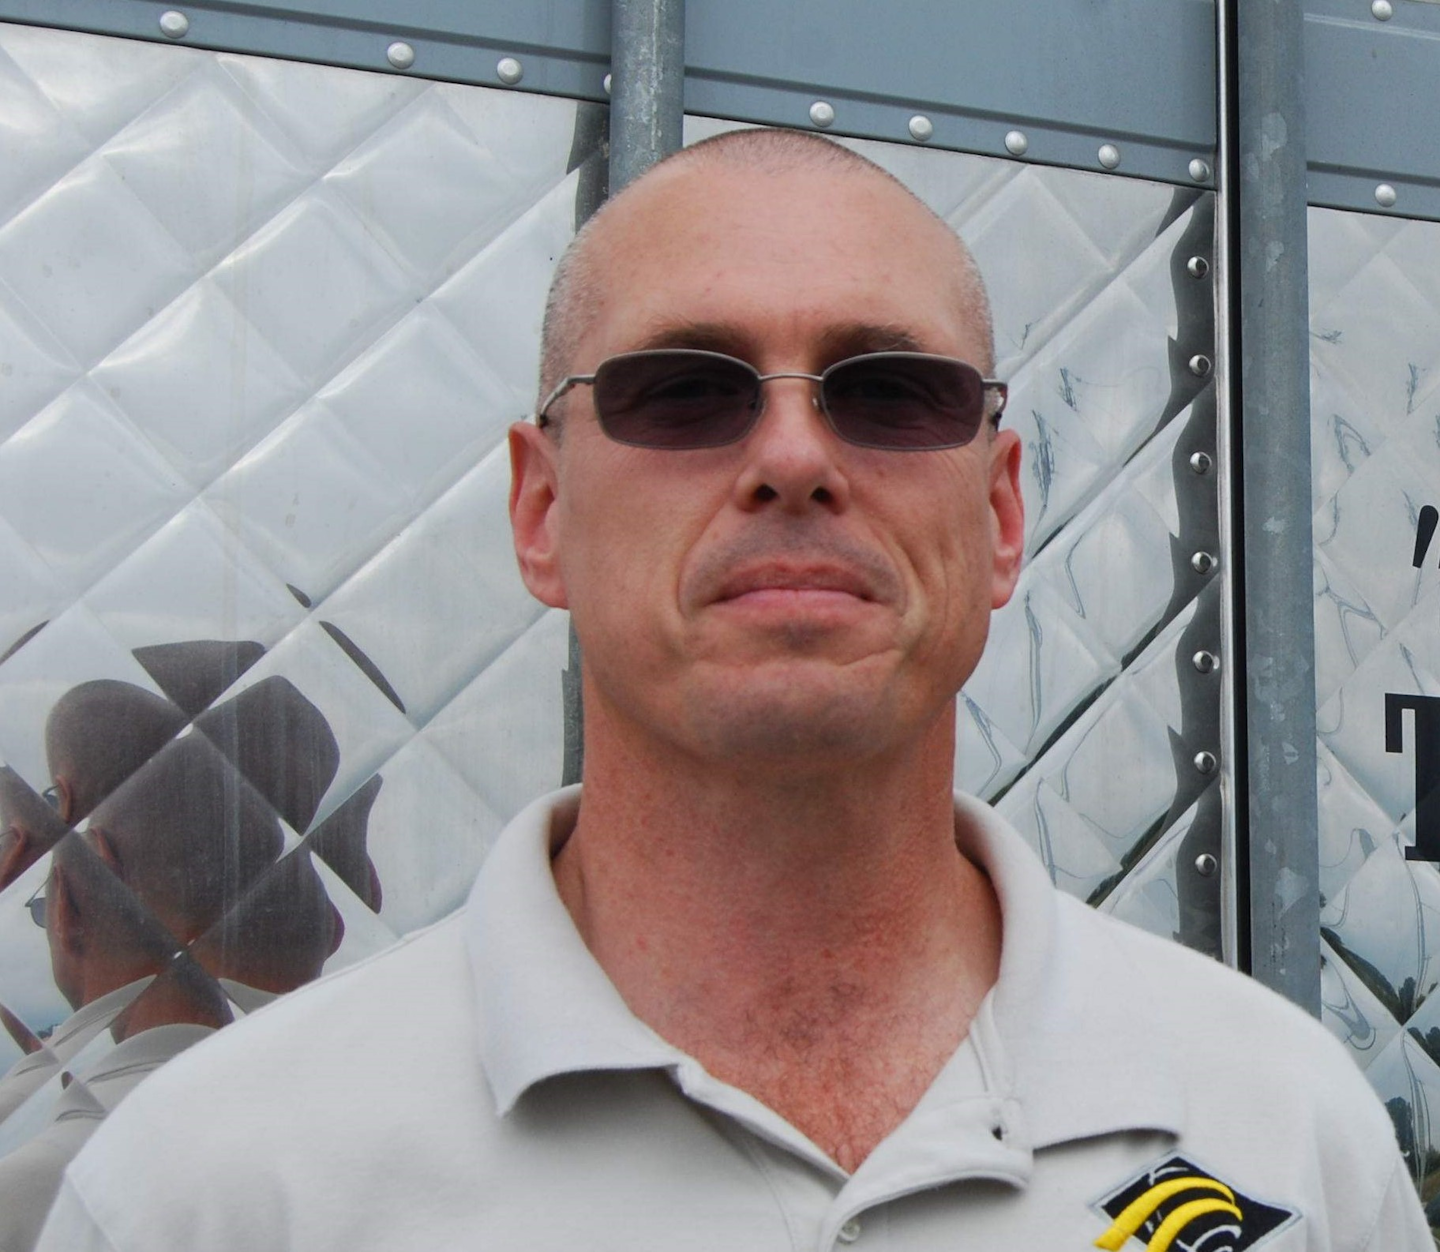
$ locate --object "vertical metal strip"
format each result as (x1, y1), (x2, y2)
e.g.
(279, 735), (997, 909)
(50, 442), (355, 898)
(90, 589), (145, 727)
(1232, 0), (1321, 1013)
(561, 0), (686, 785)
(560, 103), (611, 789)
(609, 0), (686, 192)
(1211, 2), (1242, 974)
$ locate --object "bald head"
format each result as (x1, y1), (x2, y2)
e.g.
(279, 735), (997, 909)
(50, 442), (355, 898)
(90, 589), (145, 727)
(191, 848), (340, 993)
(87, 735), (283, 942)
(538, 128), (995, 415)
(46, 680), (188, 824)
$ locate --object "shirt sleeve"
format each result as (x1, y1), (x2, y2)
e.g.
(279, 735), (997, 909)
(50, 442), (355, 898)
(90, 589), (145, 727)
(32, 1175), (124, 1252)
(1358, 1156), (1434, 1252)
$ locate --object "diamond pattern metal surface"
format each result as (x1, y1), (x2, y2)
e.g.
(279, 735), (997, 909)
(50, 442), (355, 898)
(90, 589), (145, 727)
(0, 22), (1217, 1196)
(1309, 205), (1440, 1226)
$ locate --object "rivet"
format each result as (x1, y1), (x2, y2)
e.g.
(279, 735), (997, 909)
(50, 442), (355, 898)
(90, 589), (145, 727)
(1189, 451), (1213, 475)
(1194, 751), (1218, 775)
(1004, 129), (1029, 157)
(497, 56), (524, 85)
(1191, 551), (1216, 575)
(1372, 0), (1394, 18)
(1098, 143), (1121, 170)
(809, 101), (835, 128)
(1192, 650), (1218, 674)
(158, 9), (189, 38)
(1186, 256), (1209, 279)
(602, 73), (612, 96)
(1375, 183), (1398, 208)
(908, 115), (934, 142)
(1188, 158), (1211, 183)
(1194, 852), (1219, 877)
(386, 41), (415, 70)
(1188, 353), (1213, 377)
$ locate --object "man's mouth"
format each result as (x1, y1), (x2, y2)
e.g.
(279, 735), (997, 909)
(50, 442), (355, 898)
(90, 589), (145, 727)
(713, 565), (876, 605)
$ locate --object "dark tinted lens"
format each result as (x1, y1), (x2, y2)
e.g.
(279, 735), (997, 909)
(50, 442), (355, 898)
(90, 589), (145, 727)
(821, 354), (984, 449)
(592, 351), (760, 449)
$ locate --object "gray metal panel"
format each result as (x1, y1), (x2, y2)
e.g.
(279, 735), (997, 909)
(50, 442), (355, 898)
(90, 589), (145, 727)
(0, 0), (1219, 186)
(681, 0), (1217, 184)
(1305, 0), (1440, 221)
(0, 0), (610, 99)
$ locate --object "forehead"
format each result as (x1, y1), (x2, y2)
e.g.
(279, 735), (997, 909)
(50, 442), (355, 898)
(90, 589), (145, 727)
(581, 160), (983, 363)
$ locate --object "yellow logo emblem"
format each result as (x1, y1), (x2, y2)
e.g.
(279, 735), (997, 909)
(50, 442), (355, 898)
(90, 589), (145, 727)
(1092, 1155), (1297, 1251)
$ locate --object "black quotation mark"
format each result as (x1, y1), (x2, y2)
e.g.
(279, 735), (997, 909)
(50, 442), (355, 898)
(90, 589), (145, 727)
(1416, 504), (1439, 569)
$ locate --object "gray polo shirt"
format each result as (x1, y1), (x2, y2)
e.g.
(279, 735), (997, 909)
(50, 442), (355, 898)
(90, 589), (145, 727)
(37, 788), (1430, 1251)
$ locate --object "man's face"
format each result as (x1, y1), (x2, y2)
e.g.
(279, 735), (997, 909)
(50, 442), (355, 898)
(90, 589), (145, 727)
(510, 159), (1024, 772)
(0, 768), (66, 891)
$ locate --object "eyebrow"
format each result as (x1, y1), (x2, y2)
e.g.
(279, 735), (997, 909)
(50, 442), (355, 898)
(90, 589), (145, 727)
(628, 320), (929, 361)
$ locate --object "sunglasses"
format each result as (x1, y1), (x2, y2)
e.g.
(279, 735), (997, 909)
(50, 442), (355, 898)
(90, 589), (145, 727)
(24, 881), (44, 928)
(537, 349), (1006, 451)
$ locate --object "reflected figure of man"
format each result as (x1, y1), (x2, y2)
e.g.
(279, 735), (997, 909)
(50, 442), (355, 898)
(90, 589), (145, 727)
(40, 130), (1432, 1248)
(1, 657), (374, 1185)
(0, 683), (189, 1131)
(0, 734), (279, 1250)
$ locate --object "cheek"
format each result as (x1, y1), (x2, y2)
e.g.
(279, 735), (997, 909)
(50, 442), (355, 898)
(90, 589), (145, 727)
(555, 463), (701, 636)
(891, 470), (996, 657)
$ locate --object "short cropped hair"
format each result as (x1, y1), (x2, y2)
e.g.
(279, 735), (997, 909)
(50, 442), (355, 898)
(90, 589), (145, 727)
(537, 127), (995, 420)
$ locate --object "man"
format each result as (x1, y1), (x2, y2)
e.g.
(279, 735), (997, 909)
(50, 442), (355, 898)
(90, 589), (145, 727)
(0, 732), (282, 1250)
(0, 682), (190, 1131)
(37, 129), (1429, 1249)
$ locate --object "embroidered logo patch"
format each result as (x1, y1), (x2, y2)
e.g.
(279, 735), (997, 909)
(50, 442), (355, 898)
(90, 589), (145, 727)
(1091, 1154), (1298, 1252)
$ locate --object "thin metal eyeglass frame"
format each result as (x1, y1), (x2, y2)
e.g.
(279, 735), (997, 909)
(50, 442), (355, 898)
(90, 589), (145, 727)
(535, 349), (1008, 450)
(24, 880), (44, 928)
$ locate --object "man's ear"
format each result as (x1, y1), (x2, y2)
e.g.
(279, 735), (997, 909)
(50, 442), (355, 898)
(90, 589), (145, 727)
(49, 860), (84, 955)
(52, 775), (75, 826)
(0, 827), (32, 892)
(327, 902), (346, 957)
(508, 421), (569, 609)
(988, 429), (1026, 609)
(89, 827), (123, 877)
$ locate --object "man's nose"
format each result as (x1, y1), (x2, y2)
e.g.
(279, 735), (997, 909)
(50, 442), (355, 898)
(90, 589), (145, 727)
(732, 378), (851, 513)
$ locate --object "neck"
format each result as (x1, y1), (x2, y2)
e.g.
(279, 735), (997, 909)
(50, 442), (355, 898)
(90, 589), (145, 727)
(82, 959), (232, 1043)
(555, 705), (1002, 1172)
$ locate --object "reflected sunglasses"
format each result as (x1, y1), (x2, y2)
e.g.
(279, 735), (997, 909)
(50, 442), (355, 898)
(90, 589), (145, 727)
(536, 349), (1007, 451)
(24, 881), (44, 928)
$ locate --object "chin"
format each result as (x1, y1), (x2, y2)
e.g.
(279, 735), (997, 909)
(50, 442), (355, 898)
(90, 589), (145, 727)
(684, 678), (906, 765)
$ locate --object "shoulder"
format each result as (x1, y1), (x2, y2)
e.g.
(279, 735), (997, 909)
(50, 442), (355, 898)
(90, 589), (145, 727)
(1063, 895), (1377, 1098)
(158, 909), (472, 1083)
(0, 1119), (95, 1251)
(54, 913), (482, 1248)
(1055, 897), (1419, 1245)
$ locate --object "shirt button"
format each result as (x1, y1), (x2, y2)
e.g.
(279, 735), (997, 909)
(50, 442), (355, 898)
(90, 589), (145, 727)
(838, 1218), (862, 1243)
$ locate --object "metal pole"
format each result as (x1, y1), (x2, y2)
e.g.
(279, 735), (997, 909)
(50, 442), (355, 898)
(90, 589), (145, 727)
(1231, 0), (1321, 1013)
(561, 0), (686, 786)
(609, 0), (685, 192)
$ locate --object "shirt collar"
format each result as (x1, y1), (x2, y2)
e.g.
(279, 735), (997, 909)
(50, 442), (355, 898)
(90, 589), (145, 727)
(466, 787), (682, 1115)
(467, 787), (1185, 1147)
(2, 976), (157, 1082)
(53, 1024), (215, 1121)
(952, 792), (1185, 1149)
